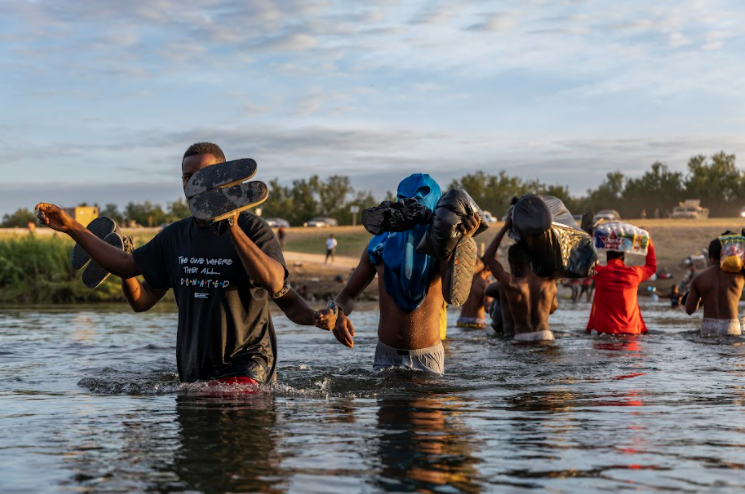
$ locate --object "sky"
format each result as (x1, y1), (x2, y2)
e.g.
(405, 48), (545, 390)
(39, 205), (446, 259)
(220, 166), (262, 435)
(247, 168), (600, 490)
(1, 0), (745, 215)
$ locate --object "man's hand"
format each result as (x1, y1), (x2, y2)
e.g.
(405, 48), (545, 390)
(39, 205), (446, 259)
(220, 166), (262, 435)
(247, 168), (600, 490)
(458, 214), (481, 238)
(36, 203), (76, 233)
(332, 312), (355, 348)
(313, 308), (337, 331)
(503, 213), (512, 229)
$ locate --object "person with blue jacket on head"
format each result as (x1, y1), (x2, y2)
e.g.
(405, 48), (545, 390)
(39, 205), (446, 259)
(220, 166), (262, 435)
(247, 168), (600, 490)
(313, 174), (481, 375)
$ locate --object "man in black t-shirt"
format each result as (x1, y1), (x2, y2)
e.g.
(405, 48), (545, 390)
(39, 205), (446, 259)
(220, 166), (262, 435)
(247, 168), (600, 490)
(36, 143), (292, 385)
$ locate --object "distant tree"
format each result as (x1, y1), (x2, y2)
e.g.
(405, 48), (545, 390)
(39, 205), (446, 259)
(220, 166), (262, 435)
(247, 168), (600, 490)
(316, 175), (353, 217)
(100, 203), (124, 224)
(262, 179), (296, 224)
(125, 201), (168, 227)
(623, 162), (684, 217)
(450, 170), (527, 217)
(1, 208), (36, 228)
(290, 177), (320, 224)
(167, 198), (190, 221)
(337, 190), (378, 225)
(584, 171), (625, 214)
(684, 151), (741, 216)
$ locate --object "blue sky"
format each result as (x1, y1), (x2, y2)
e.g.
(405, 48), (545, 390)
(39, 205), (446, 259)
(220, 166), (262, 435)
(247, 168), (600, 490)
(1, 0), (745, 215)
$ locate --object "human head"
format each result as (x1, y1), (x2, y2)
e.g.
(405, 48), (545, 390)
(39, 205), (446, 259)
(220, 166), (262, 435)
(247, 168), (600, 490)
(508, 243), (531, 276)
(607, 251), (625, 263)
(181, 142), (226, 192)
(708, 238), (722, 263)
(329, 234), (334, 238)
(396, 173), (441, 211)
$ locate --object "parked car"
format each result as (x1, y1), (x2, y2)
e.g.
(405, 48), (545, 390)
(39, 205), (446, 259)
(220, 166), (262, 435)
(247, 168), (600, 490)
(303, 217), (338, 227)
(739, 206), (745, 218)
(671, 200), (709, 219)
(265, 217), (290, 228)
(593, 209), (621, 223)
(480, 211), (498, 224)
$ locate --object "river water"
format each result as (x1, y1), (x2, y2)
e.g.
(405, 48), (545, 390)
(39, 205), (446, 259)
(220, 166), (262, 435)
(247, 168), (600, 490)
(2, 301), (745, 493)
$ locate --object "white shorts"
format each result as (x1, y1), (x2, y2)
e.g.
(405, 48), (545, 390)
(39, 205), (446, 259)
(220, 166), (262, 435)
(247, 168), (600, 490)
(701, 318), (742, 337)
(373, 340), (444, 375)
(514, 330), (555, 341)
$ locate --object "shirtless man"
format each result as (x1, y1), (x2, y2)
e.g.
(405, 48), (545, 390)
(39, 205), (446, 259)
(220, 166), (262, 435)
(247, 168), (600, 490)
(484, 217), (558, 341)
(456, 266), (493, 329)
(685, 238), (745, 336)
(314, 173), (481, 375)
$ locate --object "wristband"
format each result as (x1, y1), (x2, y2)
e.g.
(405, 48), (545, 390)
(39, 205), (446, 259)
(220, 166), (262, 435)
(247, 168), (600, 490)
(326, 299), (339, 318)
(271, 279), (291, 299)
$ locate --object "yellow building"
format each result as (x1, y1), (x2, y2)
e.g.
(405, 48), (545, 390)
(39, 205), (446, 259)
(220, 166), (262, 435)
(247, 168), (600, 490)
(63, 206), (99, 227)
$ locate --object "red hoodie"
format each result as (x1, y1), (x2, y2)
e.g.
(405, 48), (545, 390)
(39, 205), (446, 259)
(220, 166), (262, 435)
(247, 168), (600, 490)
(586, 241), (656, 335)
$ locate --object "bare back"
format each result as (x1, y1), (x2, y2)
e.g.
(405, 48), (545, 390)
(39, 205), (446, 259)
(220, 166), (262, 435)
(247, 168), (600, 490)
(459, 274), (491, 319)
(375, 263), (445, 349)
(689, 265), (744, 320)
(503, 274), (557, 335)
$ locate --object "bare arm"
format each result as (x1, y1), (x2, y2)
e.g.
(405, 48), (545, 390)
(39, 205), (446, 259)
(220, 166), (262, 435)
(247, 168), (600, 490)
(685, 277), (701, 315)
(335, 251), (377, 316)
(228, 218), (286, 294)
(122, 278), (168, 312)
(484, 222), (512, 286)
(320, 251), (377, 348)
(550, 290), (558, 314)
(36, 203), (140, 278)
(640, 240), (657, 281)
(273, 288), (315, 325)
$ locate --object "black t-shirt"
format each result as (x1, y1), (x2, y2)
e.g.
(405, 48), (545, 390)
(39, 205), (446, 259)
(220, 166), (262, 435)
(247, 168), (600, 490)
(133, 213), (287, 383)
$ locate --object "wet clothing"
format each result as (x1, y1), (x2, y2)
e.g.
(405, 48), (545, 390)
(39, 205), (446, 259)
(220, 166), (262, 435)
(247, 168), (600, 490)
(373, 340), (444, 375)
(514, 330), (555, 341)
(586, 243), (657, 335)
(701, 318), (742, 337)
(133, 213), (287, 384)
(456, 317), (487, 329)
(368, 174), (442, 312)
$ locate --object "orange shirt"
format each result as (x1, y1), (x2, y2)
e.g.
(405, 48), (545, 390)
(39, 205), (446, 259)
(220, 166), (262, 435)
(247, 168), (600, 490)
(586, 242), (656, 335)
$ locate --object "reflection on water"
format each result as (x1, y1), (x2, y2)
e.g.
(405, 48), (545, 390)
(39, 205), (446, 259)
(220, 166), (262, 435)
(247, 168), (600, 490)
(375, 395), (481, 493)
(3, 302), (745, 492)
(168, 395), (284, 494)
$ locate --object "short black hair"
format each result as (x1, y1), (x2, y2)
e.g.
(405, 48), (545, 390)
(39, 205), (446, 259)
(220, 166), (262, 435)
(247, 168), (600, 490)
(183, 142), (226, 163)
(709, 238), (722, 261)
(607, 251), (625, 261)
(508, 243), (531, 266)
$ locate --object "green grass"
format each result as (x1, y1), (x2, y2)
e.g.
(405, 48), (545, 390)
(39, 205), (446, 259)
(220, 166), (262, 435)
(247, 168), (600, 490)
(0, 233), (161, 304)
(281, 226), (374, 258)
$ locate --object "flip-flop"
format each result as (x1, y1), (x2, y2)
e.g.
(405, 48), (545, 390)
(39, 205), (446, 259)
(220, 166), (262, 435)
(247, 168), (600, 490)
(70, 217), (117, 270)
(446, 236), (477, 306)
(188, 181), (269, 222)
(184, 158), (257, 200)
(81, 231), (135, 289)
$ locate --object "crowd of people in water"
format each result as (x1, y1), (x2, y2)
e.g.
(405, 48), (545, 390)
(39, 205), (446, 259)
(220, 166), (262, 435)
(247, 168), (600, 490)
(33, 142), (745, 387)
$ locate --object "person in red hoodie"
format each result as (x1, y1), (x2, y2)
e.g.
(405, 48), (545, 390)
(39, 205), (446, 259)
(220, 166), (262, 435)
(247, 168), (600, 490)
(586, 238), (656, 335)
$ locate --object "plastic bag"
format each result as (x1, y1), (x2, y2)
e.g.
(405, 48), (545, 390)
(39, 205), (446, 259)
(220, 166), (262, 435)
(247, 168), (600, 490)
(720, 235), (745, 273)
(509, 194), (597, 278)
(416, 189), (489, 260)
(593, 221), (650, 255)
(362, 198), (433, 235)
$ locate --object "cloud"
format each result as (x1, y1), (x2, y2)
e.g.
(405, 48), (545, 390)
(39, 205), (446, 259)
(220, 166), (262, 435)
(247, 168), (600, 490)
(467, 13), (517, 33)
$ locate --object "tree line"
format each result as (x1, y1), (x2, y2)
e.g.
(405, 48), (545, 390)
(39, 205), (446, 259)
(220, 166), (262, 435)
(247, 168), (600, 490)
(2, 152), (743, 227)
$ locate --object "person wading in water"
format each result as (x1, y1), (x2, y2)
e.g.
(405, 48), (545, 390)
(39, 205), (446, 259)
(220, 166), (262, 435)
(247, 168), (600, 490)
(37, 142), (296, 388)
